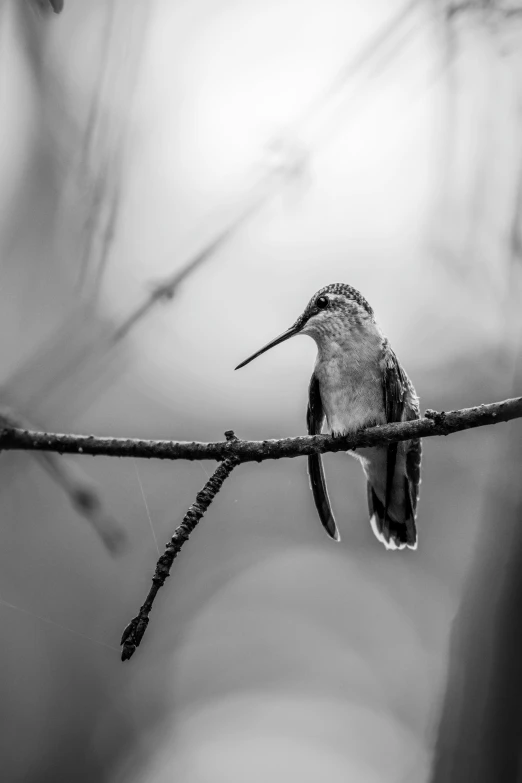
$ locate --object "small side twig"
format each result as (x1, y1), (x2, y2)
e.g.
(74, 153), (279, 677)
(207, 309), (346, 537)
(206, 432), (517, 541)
(120, 432), (240, 661)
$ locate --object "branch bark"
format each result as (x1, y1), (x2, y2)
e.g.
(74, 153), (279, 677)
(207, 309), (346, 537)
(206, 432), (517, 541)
(121, 442), (240, 661)
(0, 397), (520, 463)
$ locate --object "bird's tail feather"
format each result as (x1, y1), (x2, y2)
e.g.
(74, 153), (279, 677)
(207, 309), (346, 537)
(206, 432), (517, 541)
(308, 453), (341, 542)
(367, 482), (417, 551)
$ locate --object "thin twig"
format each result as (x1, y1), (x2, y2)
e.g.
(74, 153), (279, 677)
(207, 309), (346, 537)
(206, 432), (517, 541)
(120, 432), (240, 661)
(0, 396), (520, 463)
(77, 2), (153, 301)
(74, 0), (117, 293)
(447, 1), (522, 21)
(112, 186), (273, 341)
(289, 0), (419, 131)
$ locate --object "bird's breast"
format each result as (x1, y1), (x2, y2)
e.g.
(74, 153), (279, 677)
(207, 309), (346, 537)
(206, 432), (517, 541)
(315, 342), (385, 435)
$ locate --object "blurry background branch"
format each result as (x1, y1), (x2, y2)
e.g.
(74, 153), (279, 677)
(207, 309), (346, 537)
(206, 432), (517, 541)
(30, 0), (64, 14)
(447, 1), (522, 21)
(0, 396), (520, 462)
(112, 188), (274, 341)
(0, 408), (125, 553)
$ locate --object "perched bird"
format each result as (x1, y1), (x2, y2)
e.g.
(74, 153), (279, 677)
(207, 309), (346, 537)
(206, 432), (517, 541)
(235, 283), (421, 550)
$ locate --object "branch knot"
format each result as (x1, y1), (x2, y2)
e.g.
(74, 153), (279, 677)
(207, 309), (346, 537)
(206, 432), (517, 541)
(425, 409), (447, 426)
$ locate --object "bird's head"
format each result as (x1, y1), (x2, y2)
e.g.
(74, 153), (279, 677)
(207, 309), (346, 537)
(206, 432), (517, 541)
(235, 283), (374, 369)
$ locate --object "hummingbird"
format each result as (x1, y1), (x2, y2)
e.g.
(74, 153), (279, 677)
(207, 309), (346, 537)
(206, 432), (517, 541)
(235, 283), (421, 550)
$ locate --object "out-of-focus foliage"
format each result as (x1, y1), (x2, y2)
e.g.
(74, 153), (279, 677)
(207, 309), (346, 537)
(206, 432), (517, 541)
(1, 1), (522, 781)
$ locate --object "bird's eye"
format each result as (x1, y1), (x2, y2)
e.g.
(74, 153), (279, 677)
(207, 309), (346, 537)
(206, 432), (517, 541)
(315, 295), (329, 309)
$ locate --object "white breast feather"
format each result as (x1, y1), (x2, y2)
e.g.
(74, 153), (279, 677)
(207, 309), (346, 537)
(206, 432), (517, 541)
(314, 334), (385, 436)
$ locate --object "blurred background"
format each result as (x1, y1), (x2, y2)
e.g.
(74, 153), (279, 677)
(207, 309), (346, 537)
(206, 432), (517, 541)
(1, 0), (522, 780)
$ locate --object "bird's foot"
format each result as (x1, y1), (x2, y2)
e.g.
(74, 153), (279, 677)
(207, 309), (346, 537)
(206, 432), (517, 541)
(330, 428), (357, 452)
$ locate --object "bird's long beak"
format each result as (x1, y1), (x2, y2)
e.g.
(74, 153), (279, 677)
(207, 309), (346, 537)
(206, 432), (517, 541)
(235, 321), (302, 370)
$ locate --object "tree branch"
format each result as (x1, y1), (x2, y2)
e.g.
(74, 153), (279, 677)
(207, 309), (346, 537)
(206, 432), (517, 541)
(0, 397), (520, 463)
(120, 437), (240, 661)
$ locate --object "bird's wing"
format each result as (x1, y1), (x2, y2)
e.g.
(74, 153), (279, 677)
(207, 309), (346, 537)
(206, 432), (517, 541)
(381, 341), (408, 516)
(307, 373), (340, 541)
(381, 340), (421, 518)
(405, 437), (422, 516)
(381, 341), (409, 423)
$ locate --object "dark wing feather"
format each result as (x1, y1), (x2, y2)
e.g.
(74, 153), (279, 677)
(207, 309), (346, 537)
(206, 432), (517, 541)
(381, 342), (408, 519)
(406, 437), (422, 513)
(382, 341), (408, 423)
(381, 340), (421, 547)
(307, 374), (340, 542)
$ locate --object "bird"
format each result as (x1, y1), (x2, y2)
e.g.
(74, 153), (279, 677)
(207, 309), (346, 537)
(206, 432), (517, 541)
(235, 283), (421, 550)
